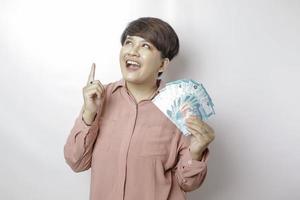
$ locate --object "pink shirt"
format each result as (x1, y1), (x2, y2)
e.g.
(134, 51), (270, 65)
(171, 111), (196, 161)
(64, 78), (210, 200)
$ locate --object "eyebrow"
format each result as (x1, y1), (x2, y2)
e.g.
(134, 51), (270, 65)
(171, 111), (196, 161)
(125, 36), (156, 49)
(126, 36), (148, 43)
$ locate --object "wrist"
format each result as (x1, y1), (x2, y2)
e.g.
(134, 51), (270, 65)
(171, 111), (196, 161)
(82, 109), (97, 125)
(189, 146), (207, 161)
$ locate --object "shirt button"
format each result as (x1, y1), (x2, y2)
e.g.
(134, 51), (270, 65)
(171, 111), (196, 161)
(188, 160), (192, 165)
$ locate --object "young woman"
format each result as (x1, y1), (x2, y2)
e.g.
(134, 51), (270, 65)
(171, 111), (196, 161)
(64, 17), (215, 200)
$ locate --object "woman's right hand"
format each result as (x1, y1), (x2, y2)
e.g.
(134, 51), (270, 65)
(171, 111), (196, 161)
(82, 63), (105, 124)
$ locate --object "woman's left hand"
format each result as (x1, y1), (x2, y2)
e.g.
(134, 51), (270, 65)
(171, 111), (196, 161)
(185, 115), (215, 160)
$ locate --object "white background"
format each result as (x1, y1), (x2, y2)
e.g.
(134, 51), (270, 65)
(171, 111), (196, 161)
(1, 0), (299, 199)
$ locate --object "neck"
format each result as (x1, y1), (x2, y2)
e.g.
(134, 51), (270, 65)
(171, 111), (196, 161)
(125, 79), (158, 102)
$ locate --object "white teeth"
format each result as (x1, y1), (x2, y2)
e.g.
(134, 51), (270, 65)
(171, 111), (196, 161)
(126, 60), (140, 66)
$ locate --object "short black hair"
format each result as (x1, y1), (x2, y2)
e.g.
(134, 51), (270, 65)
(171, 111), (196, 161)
(120, 17), (180, 62)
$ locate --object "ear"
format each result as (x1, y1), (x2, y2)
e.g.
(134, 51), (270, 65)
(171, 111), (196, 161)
(159, 58), (170, 73)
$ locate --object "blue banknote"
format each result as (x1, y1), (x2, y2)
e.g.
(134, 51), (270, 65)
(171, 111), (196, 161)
(152, 79), (215, 136)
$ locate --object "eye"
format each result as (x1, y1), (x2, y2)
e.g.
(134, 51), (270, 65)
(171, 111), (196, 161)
(124, 40), (132, 45)
(142, 43), (151, 49)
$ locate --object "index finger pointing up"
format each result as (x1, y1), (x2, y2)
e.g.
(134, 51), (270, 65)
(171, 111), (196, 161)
(87, 63), (96, 86)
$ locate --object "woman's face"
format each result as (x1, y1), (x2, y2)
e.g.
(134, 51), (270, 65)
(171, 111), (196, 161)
(119, 35), (168, 85)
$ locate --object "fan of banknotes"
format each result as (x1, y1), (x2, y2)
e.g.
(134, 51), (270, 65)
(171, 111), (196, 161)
(152, 79), (215, 136)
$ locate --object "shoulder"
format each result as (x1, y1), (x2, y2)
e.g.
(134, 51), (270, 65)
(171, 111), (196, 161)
(102, 79), (123, 98)
(103, 79), (119, 91)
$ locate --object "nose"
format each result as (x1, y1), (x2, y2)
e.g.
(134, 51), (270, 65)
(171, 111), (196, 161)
(128, 45), (140, 56)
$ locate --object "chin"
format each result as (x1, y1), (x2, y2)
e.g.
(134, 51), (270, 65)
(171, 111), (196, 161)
(120, 68), (140, 83)
(123, 77), (143, 84)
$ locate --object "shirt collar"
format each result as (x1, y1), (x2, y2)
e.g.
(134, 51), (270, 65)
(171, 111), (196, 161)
(111, 78), (166, 96)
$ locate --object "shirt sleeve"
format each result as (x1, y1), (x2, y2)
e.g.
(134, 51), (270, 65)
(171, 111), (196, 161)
(64, 83), (111, 172)
(63, 107), (101, 172)
(173, 134), (210, 192)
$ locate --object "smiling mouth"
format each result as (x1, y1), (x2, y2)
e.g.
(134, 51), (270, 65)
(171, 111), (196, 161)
(126, 60), (141, 70)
